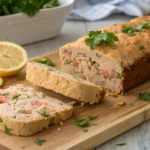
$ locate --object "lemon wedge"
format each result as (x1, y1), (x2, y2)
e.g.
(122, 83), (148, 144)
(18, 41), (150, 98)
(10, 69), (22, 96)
(0, 42), (28, 77)
(0, 77), (3, 86)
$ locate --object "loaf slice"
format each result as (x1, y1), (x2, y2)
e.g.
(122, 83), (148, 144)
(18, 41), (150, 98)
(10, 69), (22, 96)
(0, 84), (73, 136)
(59, 16), (150, 94)
(26, 62), (105, 104)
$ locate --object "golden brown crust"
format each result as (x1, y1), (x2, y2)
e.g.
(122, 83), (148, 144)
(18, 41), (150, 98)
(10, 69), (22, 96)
(122, 59), (150, 93)
(0, 109), (72, 136)
(59, 16), (150, 68)
(26, 62), (105, 104)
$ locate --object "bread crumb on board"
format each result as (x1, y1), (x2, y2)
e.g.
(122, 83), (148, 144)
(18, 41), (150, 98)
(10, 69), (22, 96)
(118, 101), (126, 106)
(57, 128), (61, 131)
(60, 121), (64, 126)
(109, 92), (118, 97)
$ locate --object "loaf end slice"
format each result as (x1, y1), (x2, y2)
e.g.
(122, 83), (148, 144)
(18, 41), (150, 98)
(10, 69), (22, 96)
(26, 62), (105, 104)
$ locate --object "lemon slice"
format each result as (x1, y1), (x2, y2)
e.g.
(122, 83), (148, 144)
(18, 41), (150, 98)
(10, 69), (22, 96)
(0, 42), (28, 77)
(0, 77), (3, 86)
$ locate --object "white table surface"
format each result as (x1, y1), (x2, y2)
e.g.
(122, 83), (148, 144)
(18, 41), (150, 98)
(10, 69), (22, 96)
(23, 14), (150, 150)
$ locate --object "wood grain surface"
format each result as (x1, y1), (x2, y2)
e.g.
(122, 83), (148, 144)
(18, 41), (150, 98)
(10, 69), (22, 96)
(0, 50), (150, 150)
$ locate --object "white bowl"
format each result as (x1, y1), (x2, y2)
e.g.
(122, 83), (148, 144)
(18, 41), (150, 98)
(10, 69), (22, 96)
(0, 0), (74, 45)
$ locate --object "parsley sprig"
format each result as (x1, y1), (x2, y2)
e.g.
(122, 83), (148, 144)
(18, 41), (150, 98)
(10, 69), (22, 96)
(138, 45), (144, 50)
(122, 22), (150, 36)
(35, 139), (46, 146)
(36, 57), (54, 67)
(139, 92), (150, 101)
(85, 30), (119, 49)
(75, 119), (88, 127)
(4, 125), (12, 135)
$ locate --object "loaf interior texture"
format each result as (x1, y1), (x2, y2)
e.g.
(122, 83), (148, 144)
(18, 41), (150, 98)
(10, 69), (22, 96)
(26, 62), (105, 104)
(59, 16), (150, 93)
(0, 85), (72, 136)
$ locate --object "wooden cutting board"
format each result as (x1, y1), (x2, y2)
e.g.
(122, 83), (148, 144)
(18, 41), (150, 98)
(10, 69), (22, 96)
(0, 51), (150, 150)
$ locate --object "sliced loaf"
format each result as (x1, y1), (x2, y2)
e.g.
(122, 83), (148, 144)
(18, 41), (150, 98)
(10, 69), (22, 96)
(0, 84), (73, 136)
(26, 62), (105, 104)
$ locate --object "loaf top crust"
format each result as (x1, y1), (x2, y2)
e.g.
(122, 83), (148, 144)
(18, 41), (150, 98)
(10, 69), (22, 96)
(59, 16), (150, 68)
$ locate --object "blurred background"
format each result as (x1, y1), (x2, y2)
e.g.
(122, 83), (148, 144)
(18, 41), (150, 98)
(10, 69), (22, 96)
(23, 0), (150, 57)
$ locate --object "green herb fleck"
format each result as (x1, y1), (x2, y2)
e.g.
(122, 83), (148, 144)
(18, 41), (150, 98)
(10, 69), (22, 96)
(2, 93), (9, 96)
(136, 22), (150, 30)
(104, 76), (108, 79)
(13, 94), (21, 100)
(64, 60), (73, 64)
(94, 66), (99, 71)
(116, 72), (122, 79)
(75, 119), (88, 127)
(42, 127), (46, 131)
(36, 57), (54, 67)
(4, 125), (12, 135)
(49, 67), (54, 71)
(91, 123), (97, 126)
(121, 61), (124, 67)
(35, 139), (46, 146)
(88, 66), (91, 70)
(122, 22), (150, 36)
(139, 92), (150, 101)
(96, 53), (101, 57)
(122, 26), (136, 36)
(89, 58), (96, 66)
(85, 30), (119, 49)
(88, 115), (96, 120)
(116, 143), (126, 146)
(42, 112), (49, 118)
(83, 128), (88, 132)
(138, 45), (144, 50)
(0, 118), (2, 123)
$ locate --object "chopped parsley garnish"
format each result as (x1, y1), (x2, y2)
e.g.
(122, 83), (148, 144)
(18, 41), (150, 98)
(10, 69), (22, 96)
(121, 61), (124, 67)
(138, 45), (144, 50)
(116, 72), (122, 79)
(94, 66), (99, 71)
(122, 22), (150, 36)
(35, 139), (46, 146)
(49, 67), (54, 71)
(36, 57), (54, 67)
(64, 60), (73, 64)
(88, 115), (96, 120)
(41, 112), (49, 118)
(139, 92), (150, 101)
(13, 94), (21, 100)
(89, 58), (96, 66)
(42, 127), (46, 131)
(116, 143), (126, 146)
(75, 119), (88, 127)
(122, 26), (136, 36)
(91, 123), (97, 126)
(0, 118), (2, 123)
(85, 30), (119, 49)
(136, 22), (150, 30)
(0, 0), (60, 17)
(2, 93), (9, 96)
(96, 53), (101, 57)
(4, 125), (12, 135)
(27, 95), (30, 98)
(83, 128), (88, 132)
